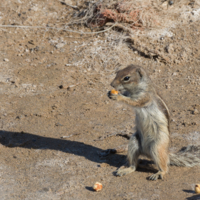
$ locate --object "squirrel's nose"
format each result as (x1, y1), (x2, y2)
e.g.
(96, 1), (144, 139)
(110, 80), (116, 88)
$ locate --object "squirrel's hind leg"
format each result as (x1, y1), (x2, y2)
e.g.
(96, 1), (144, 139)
(148, 141), (169, 180)
(116, 132), (140, 176)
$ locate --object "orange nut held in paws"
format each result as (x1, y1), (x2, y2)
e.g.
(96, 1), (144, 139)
(110, 89), (119, 95)
(93, 182), (103, 192)
(195, 184), (200, 194)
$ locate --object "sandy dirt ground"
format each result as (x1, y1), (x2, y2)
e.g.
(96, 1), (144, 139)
(0, 0), (200, 199)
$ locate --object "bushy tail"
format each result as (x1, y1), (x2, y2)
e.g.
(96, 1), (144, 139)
(169, 145), (200, 167)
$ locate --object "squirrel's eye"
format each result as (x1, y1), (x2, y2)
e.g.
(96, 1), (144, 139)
(123, 76), (130, 81)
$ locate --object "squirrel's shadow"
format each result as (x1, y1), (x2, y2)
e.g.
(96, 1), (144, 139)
(186, 195), (200, 200)
(0, 130), (126, 167)
(183, 190), (200, 200)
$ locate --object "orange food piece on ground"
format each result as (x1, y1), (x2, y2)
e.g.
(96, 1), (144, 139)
(195, 184), (200, 193)
(93, 182), (103, 192)
(110, 89), (119, 94)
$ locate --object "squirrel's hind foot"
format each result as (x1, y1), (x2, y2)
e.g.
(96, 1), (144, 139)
(116, 165), (136, 177)
(148, 171), (165, 181)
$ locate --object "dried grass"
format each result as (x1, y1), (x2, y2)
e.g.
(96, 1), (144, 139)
(64, 0), (200, 70)
(67, 31), (135, 73)
(92, 0), (161, 29)
(74, 0), (200, 32)
(84, 0), (162, 29)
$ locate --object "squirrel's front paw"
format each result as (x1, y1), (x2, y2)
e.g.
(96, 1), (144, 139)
(108, 90), (119, 100)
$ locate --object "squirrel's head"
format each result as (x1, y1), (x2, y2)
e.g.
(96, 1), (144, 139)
(111, 65), (148, 97)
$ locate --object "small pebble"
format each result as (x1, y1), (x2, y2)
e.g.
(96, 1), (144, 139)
(3, 58), (9, 62)
(55, 123), (63, 126)
(56, 43), (65, 49)
(192, 109), (199, 115)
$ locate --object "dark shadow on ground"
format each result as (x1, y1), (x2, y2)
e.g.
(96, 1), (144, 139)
(0, 130), (127, 167)
(186, 194), (200, 200)
(85, 186), (95, 192)
(183, 190), (200, 200)
(0, 130), (159, 173)
(183, 190), (195, 194)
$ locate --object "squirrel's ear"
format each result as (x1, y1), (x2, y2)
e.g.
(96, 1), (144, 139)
(136, 68), (144, 79)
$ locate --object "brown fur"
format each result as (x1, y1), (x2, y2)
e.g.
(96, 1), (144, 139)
(156, 94), (170, 129)
(117, 94), (151, 107)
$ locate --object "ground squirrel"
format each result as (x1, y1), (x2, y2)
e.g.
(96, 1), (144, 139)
(107, 64), (200, 180)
